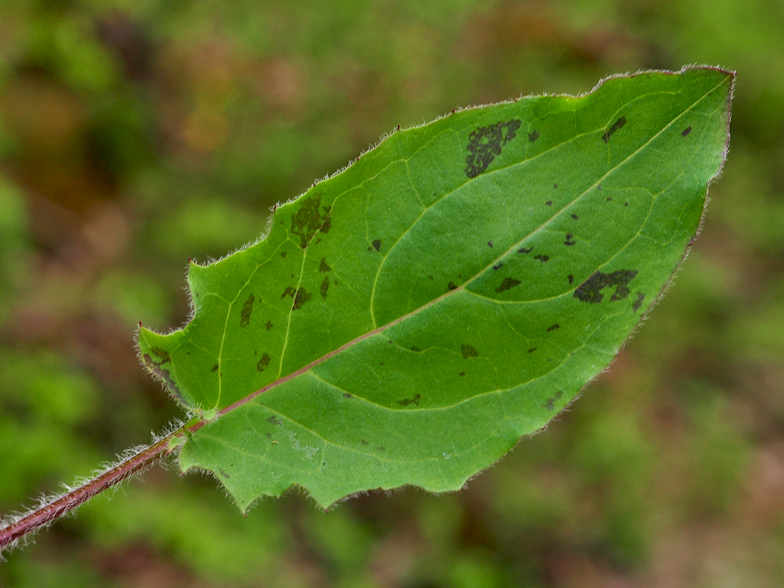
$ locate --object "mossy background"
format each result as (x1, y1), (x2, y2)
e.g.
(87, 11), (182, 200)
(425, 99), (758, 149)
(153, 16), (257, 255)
(1, 1), (783, 586)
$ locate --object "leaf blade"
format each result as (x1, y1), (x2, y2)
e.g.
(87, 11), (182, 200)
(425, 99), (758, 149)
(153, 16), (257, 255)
(138, 66), (733, 508)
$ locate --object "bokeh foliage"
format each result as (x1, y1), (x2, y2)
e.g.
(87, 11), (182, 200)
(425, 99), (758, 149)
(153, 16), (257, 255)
(0, 1), (782, 586)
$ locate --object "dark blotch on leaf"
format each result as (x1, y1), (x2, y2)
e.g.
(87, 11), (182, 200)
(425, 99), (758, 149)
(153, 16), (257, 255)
(219, 468), (231, 479)
(547, 324), (560, 332)
(564, 234), (576, 246)
(633, 291), (645, 312)
(343, 393), (353, 399)
(528, 348), (537, 353)
(528, 130), (539, 142)
(682, 126), (692, 137)
(211, 364), (218, 372)
(602, 116), (626, 143)
(464, 119), (522, 178)
(518, 247), (532, 254)
(493, 263), (503, 270)
(495, 277), (521, 293)
(267, 416), (282, 425)
(448, 282), (458, 291)
(266, 320), (273, 330)
(459, 372), (465, 376)
(280, 251), (287, 258)
(281, 286), (296, 299)
(571, 213), (578, 220)
(257, 353), (271, 372)
(574, 270), (638, 304)
(397, 393), (421, 407)
(487, 240), (493, 248)
(568, 274), (574, 284)
(293, 288), (311, 310)
(240, 293), (255, 327)
(291, 194), (329, 248)
(361, 440), (369, 446)
(372, 239), (381, 252)
(411, 346), (421, 353)
(319, 258), (331, 272)
(534, 254), (549, 262)
(546, 200), (553, 206)
(149, 347), (171, 365)
(461, 344), (479, 358)
(320, 276), (329, 299)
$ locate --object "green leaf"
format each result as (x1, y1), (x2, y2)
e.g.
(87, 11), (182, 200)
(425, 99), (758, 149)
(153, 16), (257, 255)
(138, 66), (733, 509)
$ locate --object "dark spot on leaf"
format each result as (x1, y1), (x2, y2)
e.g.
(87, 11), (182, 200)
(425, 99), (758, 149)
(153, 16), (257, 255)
(528, 130), (539, 142)
(448, 282), (458, 291)
(281, 251), (287, 257)
(361, 439), (369, 445)
(493, 263), (503, 270)
(372, 239), (381, 252)
(428, 275), (434, 280)
(319, 258), (331, 272)
(320, 276), (329, 299)
(571, 213), (578, 220)
(487, 240), (493, 248)
(544, 398), (555, 411)
(240, 293), (255, 327)
(320, 215), (331, 234)
(534, 255), (549, 262)
(546, 200), (553, 206)
(554, 391), (564, 400)
(553, 184), (558, 189)
(461, 344), (479, 358)
(568, 274), (574, 284)
(267, 416), (282, 425)
(597, 184), (602, 190)
(266, 320), (273, 330)
(377, 446), (386, 451)
(397, 393), (421, 407)
(518, 247), (533, 254)
(574, 270), (638, 303)
(682, 126), (692, 137)
(564, 234), (576, 246)
(633, 291), (645, 312)
(459, 372), (465, 376)
(293, 288), (311, 310)
(219, 468), (231, 479)
(282, 286), (296, 299)
(464, 119), (522, 178)
(211, 364), (218, 372)
(624, 202), (628, 206)
(496, 277), (521, 293)
(410, 346), (421, 353)
(528, 348), (537, 353)
(602, 116), (626, 143)
(291, 194), (328, 248)
(547, 324), (560, 332)
(257, 353), (271, 372)
(149, 347), (170, 365)
(343, 393), (353, 399)
(606, 197), (613, 201)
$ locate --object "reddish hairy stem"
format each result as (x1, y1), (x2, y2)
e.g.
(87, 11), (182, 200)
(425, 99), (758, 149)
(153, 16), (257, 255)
(0, 427), (186, 552)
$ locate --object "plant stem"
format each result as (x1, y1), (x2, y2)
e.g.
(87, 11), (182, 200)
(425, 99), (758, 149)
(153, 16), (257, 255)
(0, 427), (186, 553)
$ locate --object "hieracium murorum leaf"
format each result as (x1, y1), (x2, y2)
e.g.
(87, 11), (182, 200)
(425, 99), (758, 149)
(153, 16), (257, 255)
(138, 66), (733, 509)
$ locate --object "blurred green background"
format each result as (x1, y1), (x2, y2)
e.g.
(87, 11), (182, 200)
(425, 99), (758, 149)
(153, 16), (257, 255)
(1, 0), (783, 586)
